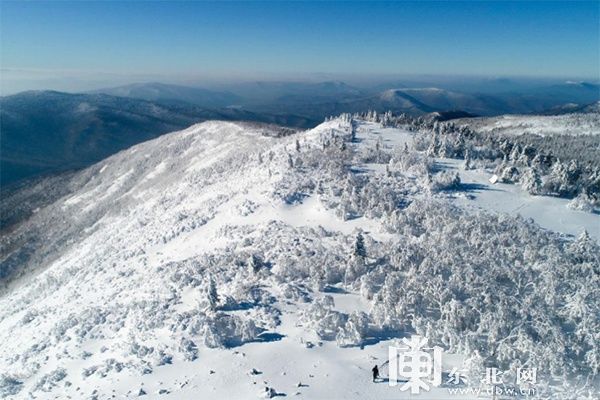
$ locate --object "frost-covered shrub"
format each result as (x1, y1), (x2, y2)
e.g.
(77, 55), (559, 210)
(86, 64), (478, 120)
(128, 340), (154, 359)
(391, 150), (434, 177)
(264, 226), (344, 284)
(83, 359), (126, 378)
(275, 174), (315, 204)
(219, 279), (274, 312)
(0, 374), (23, 397)
(280, 283), (311, 303)
(336, 311), (370, 347)
(300, 296), (348, 340)
(357, 139), (391, 164)
(33, 368), (67, 392)
(567, 192), (597, 213)
(81, 365), (98, 378)
(20, 310), (38, 325)
(178, 338), (198, 361)
(315, 312), (347, 341)
(203, 312), (259, 348)
(461, 351), (485, 387)
(169, 260), (204, 288)
(429, 171), (461, 192)
(152, 349), (173, 366)
(344, 255), (367, 287)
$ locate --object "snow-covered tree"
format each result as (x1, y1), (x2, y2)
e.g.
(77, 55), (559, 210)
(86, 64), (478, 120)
(545, 160), (571, 196)
(500, 165), (519, 183)
(336, 311), (369, 347)
(430, 171), (461, 191)
(203, 277), (219, 311)
(520, 167), (542, 195)
(567, 192), (595, 213)
(353, 232), (367, 258)
(463, 149), (473, 170)
(248, 254), (263, 275)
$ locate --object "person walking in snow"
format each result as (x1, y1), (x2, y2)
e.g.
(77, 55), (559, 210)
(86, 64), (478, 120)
(372, 365), (379, 382)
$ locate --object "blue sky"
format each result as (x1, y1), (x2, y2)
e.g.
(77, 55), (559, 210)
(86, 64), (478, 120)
(1, 1), (598, 92)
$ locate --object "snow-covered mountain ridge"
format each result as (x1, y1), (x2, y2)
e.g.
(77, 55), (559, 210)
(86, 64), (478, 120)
(0, 117), (598, 399)
(452, 112), (600, 137)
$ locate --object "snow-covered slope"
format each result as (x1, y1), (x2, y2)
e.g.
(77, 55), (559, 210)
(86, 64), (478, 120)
(453, 112), (600, 137)
(1, 118), (598, 399)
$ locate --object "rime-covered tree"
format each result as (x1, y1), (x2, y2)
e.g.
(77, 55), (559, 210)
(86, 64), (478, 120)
(248, 254), (263, 274)
(336, 311), (369, 347)
(500, 165), (519, 183)
(353, 232), (367, 259)
(520, 167), (542, 195)
(545, 160), (571, 196)
(205, 277), (219, 311)
(463, 149), (473, 170)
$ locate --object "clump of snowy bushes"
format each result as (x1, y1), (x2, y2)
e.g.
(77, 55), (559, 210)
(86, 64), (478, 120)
(428, 171), (461, 192)
(408, 113), (599, 211)
(390, 146), (434, 176)
(202, 312), (260, 348)
(336, 311), (370, 348)
(360, 110), (599, 211)
(568, 192), (596, 212)
(33, 368), (67, 392)
(300, 296), (346, 340)
(0, 374), (23, 397)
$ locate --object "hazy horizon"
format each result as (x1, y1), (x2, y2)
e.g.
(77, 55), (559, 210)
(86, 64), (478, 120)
(1, 71), (599, 97)
(1, 1), (598, 95)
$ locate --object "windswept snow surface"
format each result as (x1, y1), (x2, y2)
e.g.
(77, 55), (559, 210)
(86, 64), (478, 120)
(1, 119), (598, 399)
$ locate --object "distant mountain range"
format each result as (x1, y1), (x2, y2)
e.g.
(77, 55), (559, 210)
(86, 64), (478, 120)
(249, 82), (599, 118)
(1, 80), (598, 186)
(89, 82), (241, 108)
(0, 91), (316, 186)
(90, 80), (600, 117)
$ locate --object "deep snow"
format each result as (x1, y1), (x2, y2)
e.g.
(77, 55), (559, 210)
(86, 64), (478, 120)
(0, 118), (598, 399)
